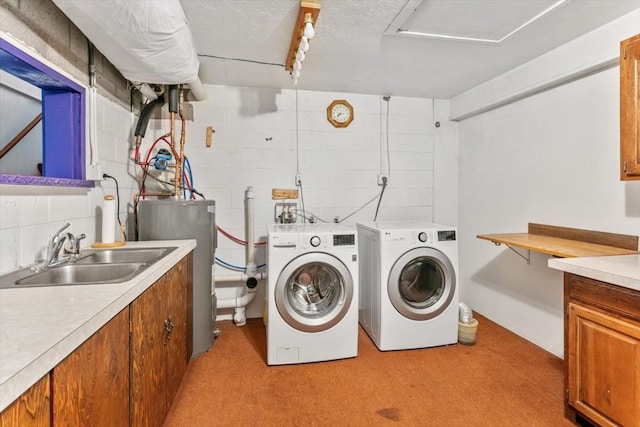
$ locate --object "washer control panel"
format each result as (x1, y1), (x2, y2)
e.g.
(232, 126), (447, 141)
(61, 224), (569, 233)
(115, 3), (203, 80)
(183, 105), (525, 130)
(438, 230), (456, 241)
(299, 232), (356, 250)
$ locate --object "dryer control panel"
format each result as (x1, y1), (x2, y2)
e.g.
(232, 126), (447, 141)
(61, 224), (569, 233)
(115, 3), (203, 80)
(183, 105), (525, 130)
(381, 230), (435, 245)
(380, 229), (456, 245)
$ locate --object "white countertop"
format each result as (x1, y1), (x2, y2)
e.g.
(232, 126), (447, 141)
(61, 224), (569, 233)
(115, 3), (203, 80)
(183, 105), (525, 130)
(548, 254), (640, 291)
(0, 239), (196, 411)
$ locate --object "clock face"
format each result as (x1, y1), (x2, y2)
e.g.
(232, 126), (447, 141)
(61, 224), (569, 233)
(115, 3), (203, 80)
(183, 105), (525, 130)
(327, 100), (354, 127)
(331, 103), (351, 123)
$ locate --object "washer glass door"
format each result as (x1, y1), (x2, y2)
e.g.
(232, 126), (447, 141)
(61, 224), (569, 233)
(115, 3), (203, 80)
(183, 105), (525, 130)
(388, 247), (456, 320)
(275, 252), (354, 333)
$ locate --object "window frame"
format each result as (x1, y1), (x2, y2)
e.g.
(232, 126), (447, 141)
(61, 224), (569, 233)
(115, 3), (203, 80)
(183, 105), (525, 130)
(0, 36), (93, 188)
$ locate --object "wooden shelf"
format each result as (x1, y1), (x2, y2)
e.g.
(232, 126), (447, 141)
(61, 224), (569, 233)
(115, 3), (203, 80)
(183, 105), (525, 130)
(478, 223), (638, 259)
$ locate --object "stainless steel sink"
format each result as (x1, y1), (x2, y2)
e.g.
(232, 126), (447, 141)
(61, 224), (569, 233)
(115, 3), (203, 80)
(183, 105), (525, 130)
(14, 263), (147, 287)
(0, 246), (178, 289)
(75, 247), (176, 264)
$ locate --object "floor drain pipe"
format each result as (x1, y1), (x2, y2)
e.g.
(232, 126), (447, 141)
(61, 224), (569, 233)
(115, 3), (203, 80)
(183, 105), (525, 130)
(245, 186), (256, 277)
(236, 186), (258, 326)
(213, 187), (263, 326)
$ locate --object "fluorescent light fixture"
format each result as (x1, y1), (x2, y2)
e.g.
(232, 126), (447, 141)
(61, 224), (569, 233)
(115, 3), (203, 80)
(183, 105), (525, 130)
(395, 30), (502, 44)
(391, 0), (569, 44)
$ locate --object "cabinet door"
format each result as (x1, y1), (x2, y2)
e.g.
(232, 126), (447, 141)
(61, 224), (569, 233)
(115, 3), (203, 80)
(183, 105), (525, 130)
(567, 303), (640, 426)
(0, 374), (50, 427)
(165, 255), (190, 405)
(131, 255), (191, 427)
(131, 273), (169, 427)
(620, 33), (640, 180)
(52, 308), (129, 427)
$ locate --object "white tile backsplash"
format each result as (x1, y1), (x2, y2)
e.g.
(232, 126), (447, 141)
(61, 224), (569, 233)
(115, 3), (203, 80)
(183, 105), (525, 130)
(16, 196), (50, 226)
(0, 228), (19, 272)
(0, 197), (19, 229)
(49, 194), (90, 221)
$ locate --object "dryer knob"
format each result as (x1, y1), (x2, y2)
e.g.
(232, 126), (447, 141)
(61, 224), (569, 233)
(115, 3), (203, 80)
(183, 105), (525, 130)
(418, 232), (428, 243)
(310, 236), (321, 247)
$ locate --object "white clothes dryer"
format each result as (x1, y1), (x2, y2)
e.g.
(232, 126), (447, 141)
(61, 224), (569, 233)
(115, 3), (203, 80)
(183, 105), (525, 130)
(356, 221), (458, 351)
(267, 223), (359, 365)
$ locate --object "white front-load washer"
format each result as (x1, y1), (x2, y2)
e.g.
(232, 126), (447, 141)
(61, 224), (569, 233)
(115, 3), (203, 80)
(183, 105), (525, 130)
(267, 223), (359, 365)
(356, 220), (458, 351)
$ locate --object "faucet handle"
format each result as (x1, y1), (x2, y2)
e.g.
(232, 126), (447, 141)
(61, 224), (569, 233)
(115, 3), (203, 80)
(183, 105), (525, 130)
(67, 233), (86, 256)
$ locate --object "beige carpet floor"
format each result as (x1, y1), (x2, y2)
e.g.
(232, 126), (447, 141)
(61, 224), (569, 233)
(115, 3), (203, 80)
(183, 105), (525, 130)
(165, 313), (573, 426)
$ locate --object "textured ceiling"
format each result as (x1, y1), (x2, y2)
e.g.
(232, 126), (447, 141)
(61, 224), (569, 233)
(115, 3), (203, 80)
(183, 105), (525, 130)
(181, 0), (640, 99)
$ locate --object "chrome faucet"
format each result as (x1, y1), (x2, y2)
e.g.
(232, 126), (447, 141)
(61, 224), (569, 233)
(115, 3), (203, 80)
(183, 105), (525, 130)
(43, 223), (70, 268)
(32, 223), (86, 271)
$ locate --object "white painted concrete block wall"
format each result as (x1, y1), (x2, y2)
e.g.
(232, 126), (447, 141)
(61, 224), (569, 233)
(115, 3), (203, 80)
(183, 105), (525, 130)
(143, 85), (456, 319)
(0, 95), (135, 273)
(0, 83), (455, 324)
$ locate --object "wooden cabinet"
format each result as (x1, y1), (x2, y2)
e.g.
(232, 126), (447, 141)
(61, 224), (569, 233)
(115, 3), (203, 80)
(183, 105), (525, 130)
(0, 375), (50, 427)
(165, 255), (190, 404)
(52, 308), (129, 426)
(564, 273), (640, 426)
(131, 253), (191, 427)
(620, 33), (640, 180)
(0, 252), (192, 427)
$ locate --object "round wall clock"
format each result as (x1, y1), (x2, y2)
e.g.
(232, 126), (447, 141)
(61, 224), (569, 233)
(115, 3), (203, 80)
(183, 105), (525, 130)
(327, 100), (354, 128)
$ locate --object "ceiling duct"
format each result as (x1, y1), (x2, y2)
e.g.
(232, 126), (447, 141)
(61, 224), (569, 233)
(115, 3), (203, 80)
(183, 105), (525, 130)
(52, 0), (206, 100)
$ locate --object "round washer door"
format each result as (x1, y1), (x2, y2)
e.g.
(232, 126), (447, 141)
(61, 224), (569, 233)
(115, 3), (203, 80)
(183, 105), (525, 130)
(275, 252), (354, 333)
(387, 247), (456, 321)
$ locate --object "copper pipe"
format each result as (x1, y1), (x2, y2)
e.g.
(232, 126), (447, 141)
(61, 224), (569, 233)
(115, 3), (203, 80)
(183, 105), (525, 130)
(175, 86), (187, 198)
(0, 113), (43, 159)
(170, 111), (175, 149)
(170, 110), (181, 197)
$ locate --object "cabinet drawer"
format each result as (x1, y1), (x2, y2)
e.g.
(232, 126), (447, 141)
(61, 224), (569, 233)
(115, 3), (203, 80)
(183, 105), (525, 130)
(566, 273), (640, 321)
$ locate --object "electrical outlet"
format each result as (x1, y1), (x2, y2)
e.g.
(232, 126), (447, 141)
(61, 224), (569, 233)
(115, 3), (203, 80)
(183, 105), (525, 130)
(377, 174), (388, 186)
(295, 174), (302, 186)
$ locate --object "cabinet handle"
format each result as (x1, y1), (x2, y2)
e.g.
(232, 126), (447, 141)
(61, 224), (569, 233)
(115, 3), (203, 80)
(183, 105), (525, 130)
(163, 316), (174, 345)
